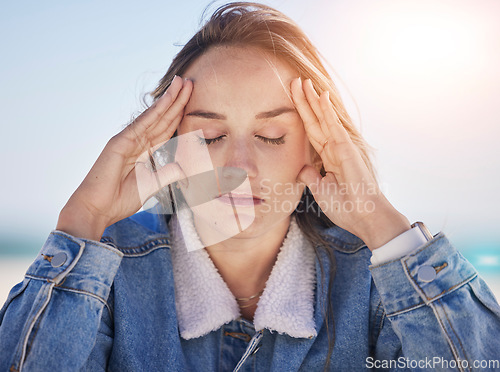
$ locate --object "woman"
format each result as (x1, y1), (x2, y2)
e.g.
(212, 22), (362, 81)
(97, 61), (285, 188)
(1, 2), (499, 371)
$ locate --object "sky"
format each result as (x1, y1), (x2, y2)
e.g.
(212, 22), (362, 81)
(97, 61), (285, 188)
(0, 0), (499, 267)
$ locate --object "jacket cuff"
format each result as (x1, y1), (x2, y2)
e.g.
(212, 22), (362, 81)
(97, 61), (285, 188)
(370, 225), (428, 265)
(25, 230), (123, 302)
(369, 232), (477, 316)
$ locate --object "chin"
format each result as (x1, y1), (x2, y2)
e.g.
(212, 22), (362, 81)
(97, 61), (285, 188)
(189, 201), (254, 245)
(191, 204), (293, 244)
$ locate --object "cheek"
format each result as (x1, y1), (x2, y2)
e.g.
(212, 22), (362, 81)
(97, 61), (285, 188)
(261, 156), (305, 212)
(264, 141), (308, 191)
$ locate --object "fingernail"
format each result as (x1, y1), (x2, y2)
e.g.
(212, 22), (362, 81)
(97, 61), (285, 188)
(172, 75), (178, 84)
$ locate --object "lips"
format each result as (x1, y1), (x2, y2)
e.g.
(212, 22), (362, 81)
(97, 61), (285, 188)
(216, 193), (264, 206)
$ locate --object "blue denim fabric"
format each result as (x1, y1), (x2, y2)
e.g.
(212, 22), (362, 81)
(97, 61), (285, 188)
(1, 211), (499, 371)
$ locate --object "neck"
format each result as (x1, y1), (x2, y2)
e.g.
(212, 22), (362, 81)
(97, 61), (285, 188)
(198, 216), (291, 302)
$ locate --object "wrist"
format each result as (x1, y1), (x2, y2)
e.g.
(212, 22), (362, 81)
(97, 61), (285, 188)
(56, 204), (108, 241)
(356, 207), (411, 251)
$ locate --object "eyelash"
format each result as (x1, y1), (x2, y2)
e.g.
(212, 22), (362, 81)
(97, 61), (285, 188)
(199, 136), (224, 145)
(256, 135), (285, 145)
(198, 135), (285, 146)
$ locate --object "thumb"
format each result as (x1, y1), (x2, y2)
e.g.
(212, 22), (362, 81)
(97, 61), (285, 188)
(136, 161), (187, 204)
(297, 164), (322, 195)
(155, 161), (188, 189)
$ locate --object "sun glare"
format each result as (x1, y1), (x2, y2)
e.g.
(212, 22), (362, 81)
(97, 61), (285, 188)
(361, 3), (483, 79)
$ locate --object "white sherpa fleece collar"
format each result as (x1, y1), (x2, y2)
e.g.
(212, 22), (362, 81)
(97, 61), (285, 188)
(170, 209), (317, 340)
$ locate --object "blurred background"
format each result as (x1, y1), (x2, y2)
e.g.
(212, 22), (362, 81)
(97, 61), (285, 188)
(1, 0), (499, 304)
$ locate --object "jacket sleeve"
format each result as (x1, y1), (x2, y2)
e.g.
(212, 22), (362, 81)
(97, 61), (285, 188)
(0, 230), (123, 371)
(369, 232), (500, 371)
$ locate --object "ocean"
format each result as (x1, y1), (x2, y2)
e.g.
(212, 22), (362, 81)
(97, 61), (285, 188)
(1, 238), (499, 306)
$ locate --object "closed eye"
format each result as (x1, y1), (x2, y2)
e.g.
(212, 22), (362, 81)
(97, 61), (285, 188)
(197, 134), (286, 146)
(197, 135), (225, 146)
(255, 135), (285, 145)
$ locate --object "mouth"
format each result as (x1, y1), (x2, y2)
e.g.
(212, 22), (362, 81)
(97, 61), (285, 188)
(216, 193), (264, 206)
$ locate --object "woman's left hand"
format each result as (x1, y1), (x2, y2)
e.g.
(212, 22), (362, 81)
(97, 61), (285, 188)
(290, 77), (411, 251)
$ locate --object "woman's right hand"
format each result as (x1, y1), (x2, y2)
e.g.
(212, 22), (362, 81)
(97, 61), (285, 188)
(56, 76), (193, 241)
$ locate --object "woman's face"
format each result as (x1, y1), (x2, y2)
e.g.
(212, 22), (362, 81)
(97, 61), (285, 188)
(176, 46), (312, 243)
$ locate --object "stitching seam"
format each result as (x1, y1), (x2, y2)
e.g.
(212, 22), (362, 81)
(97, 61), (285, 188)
(439, 298), (471, 371)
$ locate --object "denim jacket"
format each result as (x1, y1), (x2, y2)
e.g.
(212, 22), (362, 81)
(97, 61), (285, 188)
(1, 211), (500, 371)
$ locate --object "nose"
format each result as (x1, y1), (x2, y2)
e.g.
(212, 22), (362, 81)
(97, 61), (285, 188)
(223, 138), (258, 179)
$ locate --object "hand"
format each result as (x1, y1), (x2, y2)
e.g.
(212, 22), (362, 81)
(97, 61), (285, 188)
(56, 76), (193, 241)
(290, 77), (410, 250)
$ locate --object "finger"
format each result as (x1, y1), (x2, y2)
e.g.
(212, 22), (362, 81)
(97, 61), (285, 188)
(131, 80), (192, 155)
(296, 164), (322, 195)
(155, 162), (187, 190)
(135, 161), (187, 204)
(302, 79), (330, 136)
(319, 91), (352, 145)
(132, 75), (184, 135)
(297, 164), (340, 192)
(297, 165), (342, 217)
(290, 78), (325, 153)
(148, 110), (184, 148)
(135, 136), (174, 165)
(133, 110), (185, 176)
(148, 80), (193, 142)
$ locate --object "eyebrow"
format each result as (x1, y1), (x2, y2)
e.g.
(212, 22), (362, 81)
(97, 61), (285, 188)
(255, 107), (296, 119)
(186, 107), (296, 120)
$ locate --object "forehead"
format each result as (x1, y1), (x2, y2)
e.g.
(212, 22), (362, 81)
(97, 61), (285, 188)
(183, 46), (298, 110)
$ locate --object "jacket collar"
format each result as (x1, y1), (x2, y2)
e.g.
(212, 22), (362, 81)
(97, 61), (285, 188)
(170, 209), (317, 340)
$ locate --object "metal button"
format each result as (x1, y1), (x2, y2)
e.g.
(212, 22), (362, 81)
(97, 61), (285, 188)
(418, 265), (436, 283)
(51, 252), (67, 267)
